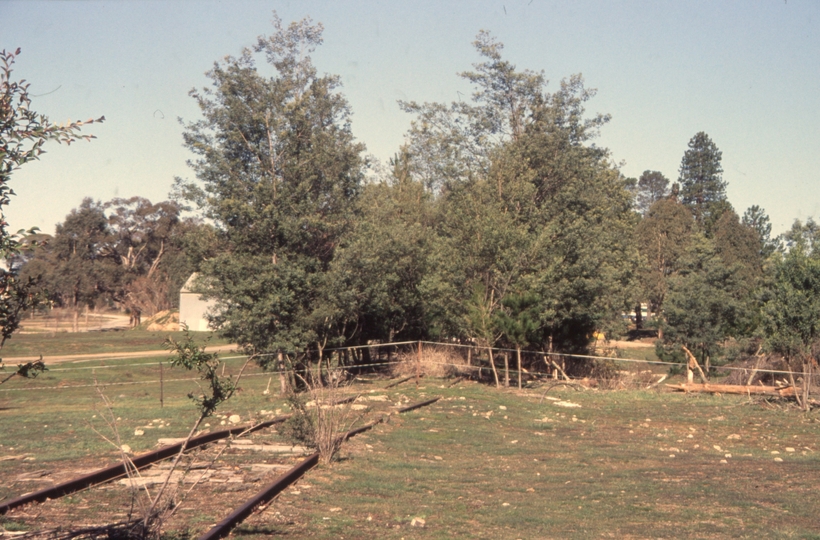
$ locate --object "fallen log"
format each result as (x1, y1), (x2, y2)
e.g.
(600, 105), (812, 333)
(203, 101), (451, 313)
(666, 383), (795, 397)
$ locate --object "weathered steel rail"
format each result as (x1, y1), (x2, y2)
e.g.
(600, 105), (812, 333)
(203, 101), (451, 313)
(197, 396), (441, 540)
(0, 416), (290, 515)
(384, 375), (414, 389)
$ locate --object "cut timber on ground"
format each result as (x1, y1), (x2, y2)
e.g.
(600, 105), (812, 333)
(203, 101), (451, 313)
(666, 383), (796, 397)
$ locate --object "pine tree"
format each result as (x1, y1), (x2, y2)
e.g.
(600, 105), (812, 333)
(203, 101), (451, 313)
(678, 132), (727, 229)
(633, 170), (670, 216)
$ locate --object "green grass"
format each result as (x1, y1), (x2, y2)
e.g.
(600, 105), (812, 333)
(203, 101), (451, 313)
(2, 333), (819, 538)
(1, 329), (228, 358)
(237, 383), (820, 539)
(615, 345), (660, 363)
(0, 351), (286, 497)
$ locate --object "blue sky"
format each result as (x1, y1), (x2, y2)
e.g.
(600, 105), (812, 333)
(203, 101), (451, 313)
(3, 0), (819, 235)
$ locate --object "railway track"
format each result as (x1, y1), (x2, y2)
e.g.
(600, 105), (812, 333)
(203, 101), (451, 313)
(198, 397), (440, 540)
(0, 396), (360, 515)
(0, 416), (291, 515)
(1, 395), (441, 539)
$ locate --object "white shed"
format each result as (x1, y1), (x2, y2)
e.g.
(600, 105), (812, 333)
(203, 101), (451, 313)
(179, 273), (217, 332)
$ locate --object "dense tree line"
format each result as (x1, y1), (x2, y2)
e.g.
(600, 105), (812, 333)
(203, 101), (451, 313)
(166, 18), (639, 387)
(8, 16), (820, 400)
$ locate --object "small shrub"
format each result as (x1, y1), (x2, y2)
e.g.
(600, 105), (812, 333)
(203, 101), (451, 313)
(280, 394), (316, 447)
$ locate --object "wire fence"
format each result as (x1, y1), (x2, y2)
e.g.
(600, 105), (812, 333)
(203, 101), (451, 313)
(1, 340), (814, 396)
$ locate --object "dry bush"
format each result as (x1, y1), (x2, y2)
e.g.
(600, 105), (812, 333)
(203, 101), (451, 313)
(723, 354), (819, 393)
(584, 359), (622, 389)
(283, 371), (362, 464)
(389, 344), (472, 379)
(312, 382), (359, 464)
(722, 354), (797, 387)
(608, 369), (666, 390)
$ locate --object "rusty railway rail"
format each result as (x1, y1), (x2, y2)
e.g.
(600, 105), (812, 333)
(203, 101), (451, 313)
(0, 416), (291, 515)
(384, 375), (414, 389)
(197, 396), (441, 540)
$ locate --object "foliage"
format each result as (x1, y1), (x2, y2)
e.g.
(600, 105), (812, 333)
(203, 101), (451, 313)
(760, 240), (820, 408)
(493, 293), (540, 348)
(164, 328), (234, 417)
(0, 47), (102, 366)
(742, 205), (777, 258)
(634, 197), (694, 332)
(281, 375), (359, 464)
(712, 209), (765, 300)
(634, 137), (771, 367)
(0, 357), (46, 386)
(327, 154), (438, 343)
(399, 32), (636, 353)
(179, 14), (366, 365)
(280, 393), (316, 447)
(632, 170), (670, 216)
(762, 244), (820, 363)
(661, 234), (749, 366)
(105, 197), (193, 315)
(780, 218), (820, 255)
(19, 197), (198, 325)
(677, 131), (727, 230)
(21, 199), (117, 325)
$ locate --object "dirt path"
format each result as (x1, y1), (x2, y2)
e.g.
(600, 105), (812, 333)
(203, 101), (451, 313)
(3, 344), (238, 365)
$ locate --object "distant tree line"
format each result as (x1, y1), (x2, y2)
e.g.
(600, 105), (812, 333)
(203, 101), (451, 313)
(16, 197), (209, 329)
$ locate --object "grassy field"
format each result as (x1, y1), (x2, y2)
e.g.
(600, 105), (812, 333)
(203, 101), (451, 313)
(1, 334), (818, 539)
(0, 329), (228, 358)
(236, 384), (820, 539)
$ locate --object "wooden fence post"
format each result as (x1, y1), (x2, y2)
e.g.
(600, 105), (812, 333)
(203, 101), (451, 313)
(416, 341), (422, 387)
(160, 362), (164, 408)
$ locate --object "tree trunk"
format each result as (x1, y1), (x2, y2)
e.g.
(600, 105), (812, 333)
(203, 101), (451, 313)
(634, 304), (643, 330)
(503, 352), (510, 387)
(803, 361), (811, 411)
(416, 341), (422, 387)
(682, 345), (708, 384)
(787, 365), (803, 409)
(516, 345), (522, 389)
(315, 344), (324, 386)
(278, 351), (287, 395)
(72, 308), (79, 333)
(486, 346), (500, 388)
